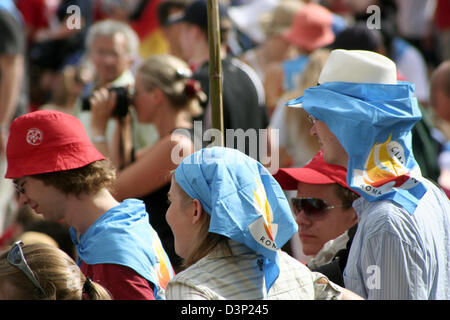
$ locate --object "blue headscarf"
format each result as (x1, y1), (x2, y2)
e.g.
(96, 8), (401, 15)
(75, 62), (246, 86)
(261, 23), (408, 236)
(287, 81), (427, 214)
(70, 199), (175, 299)
(174, 147), (298, 293)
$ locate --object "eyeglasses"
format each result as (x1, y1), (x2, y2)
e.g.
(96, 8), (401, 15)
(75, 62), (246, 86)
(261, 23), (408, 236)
(7, 241), (46, 297)
(291, 197), (352, 218)
(14, 178), (27, 194)
(306, 113), (317, 125)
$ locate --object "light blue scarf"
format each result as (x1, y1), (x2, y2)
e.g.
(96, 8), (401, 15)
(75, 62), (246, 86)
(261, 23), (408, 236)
(70, 199), (175, 299)
(174, 147), (298, 293)
(287, 81), (427, 214)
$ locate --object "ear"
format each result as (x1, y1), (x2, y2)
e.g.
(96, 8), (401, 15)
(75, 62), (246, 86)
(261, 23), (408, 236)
(191, 198), (204, 225)
(151, 87), (165, 104)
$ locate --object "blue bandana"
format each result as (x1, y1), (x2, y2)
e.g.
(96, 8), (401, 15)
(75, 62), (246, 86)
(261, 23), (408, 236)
(174, 147), (298, 293)
(287, 81), (427, 214)
(70, 199), (175, 299)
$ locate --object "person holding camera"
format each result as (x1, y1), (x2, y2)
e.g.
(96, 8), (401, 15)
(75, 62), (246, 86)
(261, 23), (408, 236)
(90, 54), (205, 272)
(75, 19), (158, 152)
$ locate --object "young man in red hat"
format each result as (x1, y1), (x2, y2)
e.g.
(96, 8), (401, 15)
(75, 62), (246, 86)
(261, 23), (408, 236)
(274, 150), (358, 286)
(4, 110), (174, 300)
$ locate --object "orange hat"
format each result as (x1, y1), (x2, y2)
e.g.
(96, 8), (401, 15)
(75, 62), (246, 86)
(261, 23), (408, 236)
(5, 110), (105, 179)
(282, 3), (334, 52)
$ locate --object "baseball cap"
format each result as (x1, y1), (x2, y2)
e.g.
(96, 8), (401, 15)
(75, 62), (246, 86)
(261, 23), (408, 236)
(5, 110), (105, 179)
(167, 0), (229, 30)
(273, 150), (351, 191)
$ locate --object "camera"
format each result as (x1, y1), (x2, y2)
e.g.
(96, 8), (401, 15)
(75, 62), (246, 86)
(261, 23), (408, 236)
(81, 86), (130, 118)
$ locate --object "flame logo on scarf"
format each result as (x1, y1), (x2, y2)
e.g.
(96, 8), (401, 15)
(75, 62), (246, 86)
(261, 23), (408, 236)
(253, 180), (274, 241)
(363, 134), (410, 188)
(152, 234), (172, 289)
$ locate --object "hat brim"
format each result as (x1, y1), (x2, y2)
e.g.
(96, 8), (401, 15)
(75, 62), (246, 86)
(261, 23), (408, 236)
(273, 167), (336, 190)
(285, 95), (304, 108)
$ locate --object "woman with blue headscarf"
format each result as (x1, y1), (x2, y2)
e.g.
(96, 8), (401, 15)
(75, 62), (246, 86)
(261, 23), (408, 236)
(165, 147), (362, 299)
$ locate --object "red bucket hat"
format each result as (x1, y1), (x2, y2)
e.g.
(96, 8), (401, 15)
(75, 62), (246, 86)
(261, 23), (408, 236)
(5, 110), (105, 179)
(273, 150), (352, 191)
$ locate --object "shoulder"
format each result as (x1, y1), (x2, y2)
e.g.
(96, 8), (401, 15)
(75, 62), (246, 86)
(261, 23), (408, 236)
(270, 251), (342, 300)
(83, 263), (155, 300)
(166, 255), (225, 300)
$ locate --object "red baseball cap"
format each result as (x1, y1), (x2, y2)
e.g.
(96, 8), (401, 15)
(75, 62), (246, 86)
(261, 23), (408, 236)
(5, 110), (105, 179)
(273, 150), (351, 191)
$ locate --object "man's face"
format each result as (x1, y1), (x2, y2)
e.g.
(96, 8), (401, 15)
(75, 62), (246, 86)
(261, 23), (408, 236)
(178, 22), (199, 62)
(431, 85), (450, 123)
(89, 33), (133, 85)
(14, 177), (67, 222)
(309, 116), (349, 168)
(295, 182), (357, 256)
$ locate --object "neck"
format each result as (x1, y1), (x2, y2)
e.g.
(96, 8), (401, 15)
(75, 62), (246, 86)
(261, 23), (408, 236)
(189, 42), (227, 69)
(65, 189), (120, 234)
(154, 104), (192, 137)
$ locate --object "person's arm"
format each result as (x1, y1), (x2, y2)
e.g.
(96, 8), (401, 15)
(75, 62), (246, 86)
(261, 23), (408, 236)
(166, 280), (211, 300)
(112, 133), (194, 200)
(0, 54), (23, 153)
(360, 230), (428, 299)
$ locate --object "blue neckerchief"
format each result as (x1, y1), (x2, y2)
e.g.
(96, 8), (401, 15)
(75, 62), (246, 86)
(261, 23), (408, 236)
(174, 147), (298, 293)
(287, 81), (427, 214)
(70, 199), (174, 299)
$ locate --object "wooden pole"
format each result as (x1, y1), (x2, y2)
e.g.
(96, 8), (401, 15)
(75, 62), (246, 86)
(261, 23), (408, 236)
(207, 0), (224, 146)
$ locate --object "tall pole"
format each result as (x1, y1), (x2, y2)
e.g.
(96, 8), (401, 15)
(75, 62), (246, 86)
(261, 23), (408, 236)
(207, 0), (224, 146)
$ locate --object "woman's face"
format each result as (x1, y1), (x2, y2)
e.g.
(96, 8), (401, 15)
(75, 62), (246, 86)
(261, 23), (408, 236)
(133, 74), (156, 122)
(295, 182), (357, 256)
(166, 177), (197, 259)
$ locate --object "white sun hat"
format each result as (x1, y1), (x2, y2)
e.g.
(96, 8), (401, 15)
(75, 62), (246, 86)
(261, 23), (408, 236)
(287, 49), (398, 107)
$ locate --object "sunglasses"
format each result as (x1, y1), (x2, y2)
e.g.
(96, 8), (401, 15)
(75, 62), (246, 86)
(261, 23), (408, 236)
(306, 113), (317, 125)
(7, 241), (46, 297)
(14, 178), (27, 194)
(291, 197), (352, 218)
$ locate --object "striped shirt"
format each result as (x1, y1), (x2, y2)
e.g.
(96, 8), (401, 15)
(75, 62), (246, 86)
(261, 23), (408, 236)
(166, 240), (343, 300)
(344, 179), (450, 299)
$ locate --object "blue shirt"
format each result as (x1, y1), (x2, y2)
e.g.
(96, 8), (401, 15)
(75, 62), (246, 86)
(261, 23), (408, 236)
(344, 179), (450, 299)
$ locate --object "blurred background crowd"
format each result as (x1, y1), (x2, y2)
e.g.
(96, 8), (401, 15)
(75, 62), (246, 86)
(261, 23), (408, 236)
(0, 0), (449, 266)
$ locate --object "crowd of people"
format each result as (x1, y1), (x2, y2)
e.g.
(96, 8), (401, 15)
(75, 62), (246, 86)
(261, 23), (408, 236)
(0, 0), (449, 300)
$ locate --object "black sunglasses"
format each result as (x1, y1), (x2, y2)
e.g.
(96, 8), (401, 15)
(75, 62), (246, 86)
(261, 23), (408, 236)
(291, 197), (352, 218)
(8, 241), (46, 297)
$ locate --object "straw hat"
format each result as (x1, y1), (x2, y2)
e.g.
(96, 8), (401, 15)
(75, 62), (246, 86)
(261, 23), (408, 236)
(286, 49), (398, 107)
(317, 49), (397, 85)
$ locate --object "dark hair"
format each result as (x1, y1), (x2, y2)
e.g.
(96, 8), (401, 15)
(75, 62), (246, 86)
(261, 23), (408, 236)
(333, 184), (359, 209)
(32, 160), (116, 197)
(331, 22), (383, 52)
(157, 0), (190, 26)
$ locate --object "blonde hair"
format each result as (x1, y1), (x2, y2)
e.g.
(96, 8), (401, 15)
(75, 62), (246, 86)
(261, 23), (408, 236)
(137, 54), (204, 117)
(284, 48), (331, 154)
(0, 243), (111, 300)
(172, 180), (230, 268)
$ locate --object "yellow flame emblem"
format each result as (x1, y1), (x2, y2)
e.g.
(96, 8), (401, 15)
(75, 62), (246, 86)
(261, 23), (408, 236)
(153, 235), (171, 289)
(363, 134), (410, 188)
(253, 179), (274, 241)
